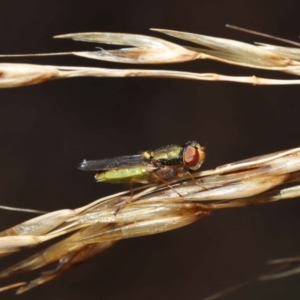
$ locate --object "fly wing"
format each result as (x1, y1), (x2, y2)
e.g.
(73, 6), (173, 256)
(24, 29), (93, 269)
(78, 154), (146, 171)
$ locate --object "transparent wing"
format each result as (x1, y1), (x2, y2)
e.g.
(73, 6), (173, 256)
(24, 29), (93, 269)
(78, 154), (145, 171)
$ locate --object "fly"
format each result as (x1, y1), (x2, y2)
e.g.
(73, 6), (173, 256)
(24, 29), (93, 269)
(79, 141), (206, 189)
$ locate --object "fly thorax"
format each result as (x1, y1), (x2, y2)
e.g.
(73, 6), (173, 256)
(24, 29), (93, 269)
(152, 144), (184, 166)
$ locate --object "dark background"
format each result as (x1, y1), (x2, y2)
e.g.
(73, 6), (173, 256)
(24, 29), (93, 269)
(0, 1), (300, 299)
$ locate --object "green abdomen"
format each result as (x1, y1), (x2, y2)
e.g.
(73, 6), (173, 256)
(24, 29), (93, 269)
(95, 166), (152, 184)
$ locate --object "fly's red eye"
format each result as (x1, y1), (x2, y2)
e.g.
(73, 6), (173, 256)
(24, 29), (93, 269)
(183, 145), (200, 168)
(183, 142), (205, 170)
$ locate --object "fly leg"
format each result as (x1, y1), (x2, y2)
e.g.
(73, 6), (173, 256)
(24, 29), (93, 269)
(151, 172), (183, 197)
(114, 178), (148, 216)
(177, 171), (197, 184)
(177, 171), (207, 190)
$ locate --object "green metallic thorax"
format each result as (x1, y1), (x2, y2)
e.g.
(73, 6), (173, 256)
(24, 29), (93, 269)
(145, 144), (184, 166)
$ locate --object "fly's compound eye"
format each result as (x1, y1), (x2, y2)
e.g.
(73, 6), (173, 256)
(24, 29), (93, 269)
(183, 142), (205, 170)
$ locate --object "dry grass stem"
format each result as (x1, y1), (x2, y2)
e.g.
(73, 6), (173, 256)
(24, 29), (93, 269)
(0, 147), (300, 293)
(1, 27), (300, 298)
(2, 28), (300, 88)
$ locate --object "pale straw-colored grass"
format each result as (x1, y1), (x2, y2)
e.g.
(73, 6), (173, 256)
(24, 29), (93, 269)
(0, 27), (300, 298)
(2, 26), (300, 89)
(0, 146), (300, 295)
